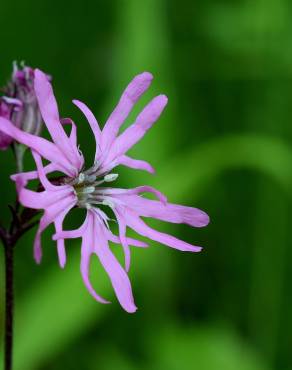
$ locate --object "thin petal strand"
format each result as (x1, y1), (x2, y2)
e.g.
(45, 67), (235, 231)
(80, 214), (110, 304)
(34, 69), (83, 170)
(108, 95), (168, 161)
(54, 202), (76, 268)
(116, 155), (155, 174)
(114, 195), (210, 228)
(93, 213), (137, 313)
(0, 117), (75, 175)
(102, 72), (153, 149)
(72, 99), (101, 160)
(122, 209), (202, 253)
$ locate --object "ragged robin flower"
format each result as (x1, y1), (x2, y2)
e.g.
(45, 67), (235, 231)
(0, 69), (209, 312)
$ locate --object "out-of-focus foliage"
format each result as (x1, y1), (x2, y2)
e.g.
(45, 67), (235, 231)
(0, 0), (292, 369)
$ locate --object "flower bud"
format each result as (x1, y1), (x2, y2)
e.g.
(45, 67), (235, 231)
(0, 62), (44, 150)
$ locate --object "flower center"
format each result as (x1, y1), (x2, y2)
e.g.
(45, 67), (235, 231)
(69, 162), (118, 210)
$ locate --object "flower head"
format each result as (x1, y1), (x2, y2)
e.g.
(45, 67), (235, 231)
(0, 62), (43, 150)
(0, 69), (209, 312)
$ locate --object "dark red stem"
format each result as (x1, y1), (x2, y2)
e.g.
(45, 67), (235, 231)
(4, 241), (14, 370)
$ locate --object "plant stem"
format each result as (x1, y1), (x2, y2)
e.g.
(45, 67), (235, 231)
(4, 241), (14, 370)
(0, 207), (38, 370)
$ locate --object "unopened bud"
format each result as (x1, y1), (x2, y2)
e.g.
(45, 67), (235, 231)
(0, 62), (47, 150)
(0, 99), (15, 149)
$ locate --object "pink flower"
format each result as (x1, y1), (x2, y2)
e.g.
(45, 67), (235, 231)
(0, 63), (43, 150)
(0, 69), (209, 312)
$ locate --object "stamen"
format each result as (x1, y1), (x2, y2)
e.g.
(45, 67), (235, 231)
(81, 186), (95, 194)
(91, 180), (105, 187)
(77, 173), (85, 184)
(83, 160), (100, 175)
(104, 173), (118, 182)
(102, 199), (115, 209)
(73, 163), (119, 211)
(86, 174), (97, 183)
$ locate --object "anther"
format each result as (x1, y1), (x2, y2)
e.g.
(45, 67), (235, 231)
(104, 173), (119, 182)
(86, 174), (97, 183)
(77, 173), (85, 184)
(81, 186), (95, 194)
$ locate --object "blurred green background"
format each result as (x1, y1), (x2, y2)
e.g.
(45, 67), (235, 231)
(1, 0), (292, 369)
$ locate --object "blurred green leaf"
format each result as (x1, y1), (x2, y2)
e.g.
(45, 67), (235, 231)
(148, 324), (270, 370)
(89, 347), (136, 370)
(153, 133), (292, 201)
(201, 0), (292, 77)
(88, 323), (270, 370)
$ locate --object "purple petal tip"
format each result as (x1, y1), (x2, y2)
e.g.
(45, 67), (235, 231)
(188, 246), (203, 253)
(158, 94), (168, 106)
(126, 304), (138, 314)
(35, 256), (42, 264)
(139, 71), (153, 81)
(126, 72), (154, 102)
(150, 94), (168, 113)
(34, 68), (47, 81)
(197, 212), (210, 228)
